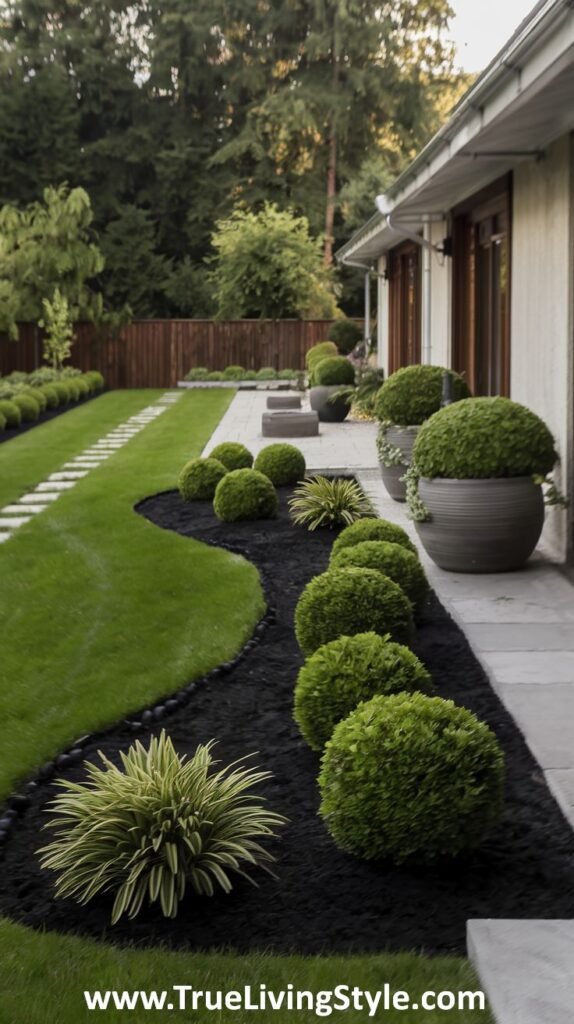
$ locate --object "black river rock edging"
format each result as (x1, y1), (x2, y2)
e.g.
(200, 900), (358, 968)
(0, 485), (573, 956)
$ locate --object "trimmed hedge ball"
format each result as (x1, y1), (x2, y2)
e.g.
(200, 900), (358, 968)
(331, 540), (429, 616)
(0, 411), (6, 432)
(0, 399), (22, 427)
(213, 468), (278, 522)
(254, 444), (306, 485)
(305, 341), (338, 370)
(294, 567), (414, 656)
(313, 356), (355, 387)
(52, 381), (72, 404)
(209, 442), (253, 471)
(24, 387), (48, 413)
(66, 379), (81, 401)
(83, 370), (105, 391)
(319, 692), (505, 863)
(38, 384), (60, 409)
(294, 632), (432, 751)
(178, 457), (228, 501)
(74, 377), (90, 398)
(375, 365), (471, 426)
(222, 365), (246, 380)
(330, 517), (418, 560)
(12, 393), (40, 422)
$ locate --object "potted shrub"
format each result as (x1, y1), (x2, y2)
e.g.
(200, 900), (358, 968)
(408, 396), (561, 573)
(375, 365), (470, 502)
(327, 319), (363, 355)
(309, 356), (355, 422)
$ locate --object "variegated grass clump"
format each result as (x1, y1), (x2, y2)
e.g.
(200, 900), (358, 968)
(288, 475), (375, 530)
(39, 732), (286, 924)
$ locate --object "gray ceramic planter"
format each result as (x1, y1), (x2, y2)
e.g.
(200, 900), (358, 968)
(309, 385), (350, 423)
(379, 425), (420, 502)
(415, 476), (545, 573)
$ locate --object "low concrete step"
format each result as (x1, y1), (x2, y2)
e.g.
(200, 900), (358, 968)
(468, 919), (574, 1024)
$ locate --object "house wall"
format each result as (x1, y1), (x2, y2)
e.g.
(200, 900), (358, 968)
(510, 133), (574, 561)
(428, 220), (451, 368)
(376, 254), (389, 371)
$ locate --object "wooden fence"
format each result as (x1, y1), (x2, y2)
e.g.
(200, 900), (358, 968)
(0, 319), (357, 389)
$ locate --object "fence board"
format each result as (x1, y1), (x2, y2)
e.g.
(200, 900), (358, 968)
(0, 319), (359, 389)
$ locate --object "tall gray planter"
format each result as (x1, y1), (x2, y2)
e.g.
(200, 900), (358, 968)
(379, 425), (420, 502)
(309, 385), (350, 423)
(415, 476), (545, 573)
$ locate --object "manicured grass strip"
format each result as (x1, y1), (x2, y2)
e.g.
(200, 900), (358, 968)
(0, 919), (491, 1023)
(0, 390), (158, 509)
(0, 389), (264, 799)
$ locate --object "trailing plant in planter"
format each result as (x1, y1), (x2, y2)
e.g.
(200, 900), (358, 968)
(254, 444), (306, 485)
(375, 365), (470, 502)
(409, 397), (561, 572)
(330, 517), (418, 559)
(319, 692), (504, 863)
(294, 567), (414, 655)
(178, 457), (228, 501)
(310, 356), (355, 422)
(209, 442), (253, 471)
(289, 476), (374, 530)
(294, 631), (432, 751)
(39, 732), (286, 923)
(214, 468), (278, 521)
(331, 539), (429, 617)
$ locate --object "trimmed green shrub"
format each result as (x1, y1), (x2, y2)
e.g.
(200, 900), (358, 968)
(66, 379), (81, 401)
(214, 468), (278, 522)
(12, 393), (40, 421)
(289, 476), (374, 530)
(254, 444), (306, 485)
(295, 567), (414, 656)
(39, 385), (60, 409)
(255, 367), (277, 380)
(278, 368), (297, 379)
(52, 381), (72, 404)
(375, 365), (470, 426)
(84, 370), (105, 391)
(60, 367), (82, 378)
(327, 319), (363, 354)
(24, 387), (47, 413)
(330, 517), (418, 559)
(178, 457), (228, 501)
(305, 341), (338, 370)
(243, 370), (257, 380)
(209, 442), (253, 471)
(185, 367), (210, 381)
(294, 632), (432, 750)
(313, 356), (355, 387)
(0, 399), (22, 427)
(0, 411), (6, 432)
(331, 540), (429, 616)
(414, 397), (557, 479)
(74, 378), (90, 398)
(39, 731), (286, 923)
(319, 692), (505, 862)
(206, 371), (224, 381)
(223, 365), (246, 380)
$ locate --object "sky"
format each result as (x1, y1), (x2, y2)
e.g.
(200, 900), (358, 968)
(450, 0), (538, 72)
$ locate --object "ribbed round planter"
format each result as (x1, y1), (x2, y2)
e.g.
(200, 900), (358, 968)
(309, 385), (350, 423)
(415, 476), (545, 573)
(379, 425), (420, 502)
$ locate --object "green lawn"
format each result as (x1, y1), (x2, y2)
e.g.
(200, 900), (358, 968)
(0, 389), (491, 1023)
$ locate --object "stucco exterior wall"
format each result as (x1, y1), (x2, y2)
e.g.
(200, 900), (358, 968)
(510, 133), (574, 561)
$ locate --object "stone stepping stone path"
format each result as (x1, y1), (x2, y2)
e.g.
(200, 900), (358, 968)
(0, 392), (181, 546)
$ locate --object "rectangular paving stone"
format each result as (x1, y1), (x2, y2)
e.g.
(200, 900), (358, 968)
(468, 919), (574, 1024)
(496, 682), (574, 769)
(480, 651), (574, 684)
(449, 597), (574, 624)
(36, 481), (77, 492)
(48, 471), (89, 481)
(20, 492), (60, 504)
(545, 770), (574, 829)
(2, 504), (47, 515)
(0, 516), (32, 528)
(0, 532), (11, 543)
(464, 623), (574, 651)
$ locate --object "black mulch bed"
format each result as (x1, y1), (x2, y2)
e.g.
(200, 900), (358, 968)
(1, 486), (574, 956)
(0, 393), (98, 445)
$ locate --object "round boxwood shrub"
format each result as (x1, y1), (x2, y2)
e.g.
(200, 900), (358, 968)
(213, 468), (278, 522)
(319, 692), (505, 862)
(178, 457), (228, 501)
(66, 379), (81, 401)
(414, 396), (557, 479)
(305, 341), (338, 370)
(209, 442), (253, 471)
(84, 370), (105, 390)
(254, 444), (306, 485)
(206, 371), (224, 381)
(74, 377), (90, 398)
(243, 370), (257, 380)
(331, 540), (429, 616)
(327, 319), (363, 354)
(294, 567), (414, 656)
(52, 381), (72, 404)
(0, 399), (22, 427)
(313, 356), (355, 387)
(185, 367), (209, 381)
(294, 632), (432, 751)
(223, 365), (246, 381)
(24, 387), (47, 413)
(255, 367), (277, 380)
(278, 368), (296, 379)
(39, 384), (60, 409)
(375, 365), (471, 426)
(330, 517), (418, 560)
(12, 393), (40, 421)
(0, 411), (6, 432)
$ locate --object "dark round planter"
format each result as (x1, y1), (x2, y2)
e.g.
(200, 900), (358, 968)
(379, 425), (420, 502)
(309, 385), (351, 423)
(415, 476), (545, 573)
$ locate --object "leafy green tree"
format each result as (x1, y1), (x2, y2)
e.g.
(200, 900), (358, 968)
(210, 203), (339, 319)
(99, 205), (171, 318)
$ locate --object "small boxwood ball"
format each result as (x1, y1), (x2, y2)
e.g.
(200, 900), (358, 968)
(39, 384), (60, 409)
(178, 457), (228, 501)
(331, 540), (429, 616)
(213, 468), (278, 522)
(313, 356), (355, 387)
(222, 365), (246, 380)
(52, 381), (72, 404)
(254, 444), (306, 485)
(84, 370), (105, 390)
(330, 517), (418, 559)
(66, 379), (81, 401)
(12, 393), (40, 421)
(74, 377), (90, 398)
(0, 399), (22, 427)
(294, 567), (414, 656)
(319, 692), (505, 862)
(24, 387), (47, 412)
(294, 632), (432, 750)
(209, 442), (254, 471)
(305, 341), (338, 370)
